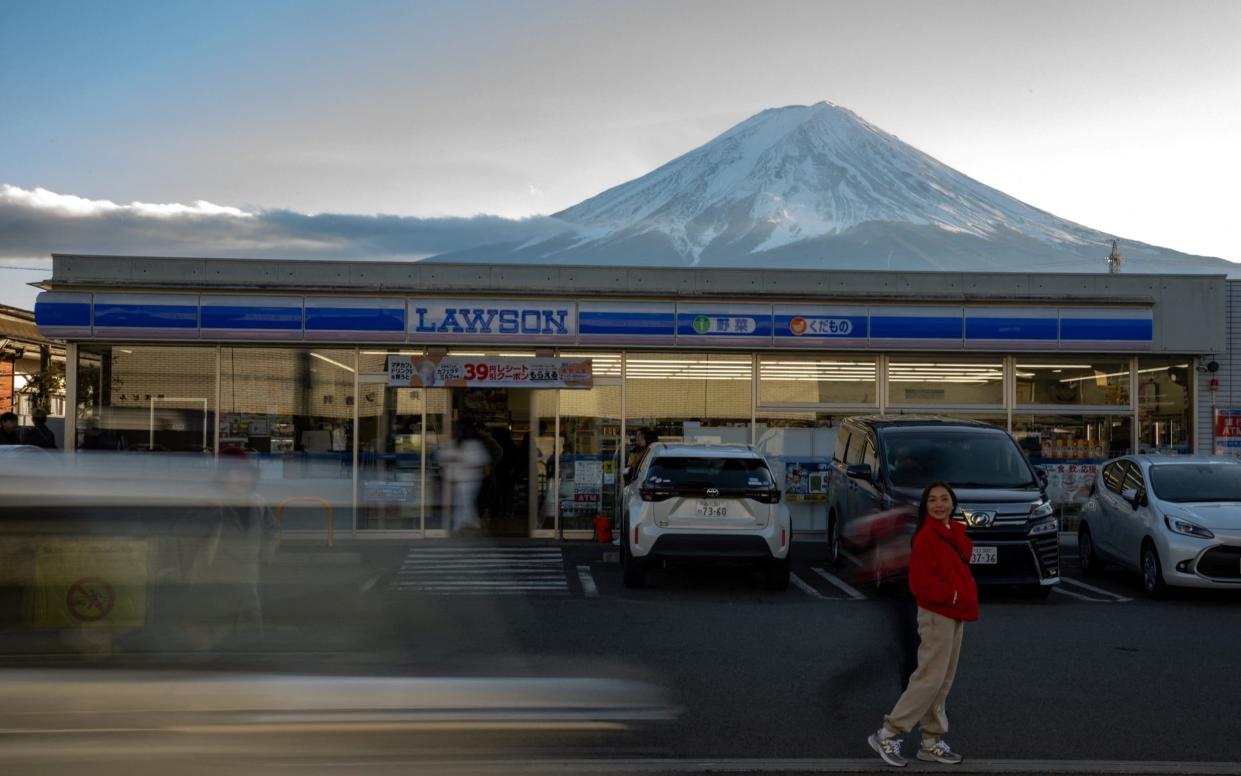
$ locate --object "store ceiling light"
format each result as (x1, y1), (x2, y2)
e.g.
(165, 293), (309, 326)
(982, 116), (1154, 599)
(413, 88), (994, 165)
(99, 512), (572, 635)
(310, 352), (355, 373)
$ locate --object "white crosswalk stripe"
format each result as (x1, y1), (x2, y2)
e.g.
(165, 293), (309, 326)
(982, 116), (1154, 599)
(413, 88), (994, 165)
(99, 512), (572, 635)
(390, 546), (571, 595)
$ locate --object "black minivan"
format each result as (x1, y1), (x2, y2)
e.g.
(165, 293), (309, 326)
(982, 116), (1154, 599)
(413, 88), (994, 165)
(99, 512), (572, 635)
(826, 416), (1059, 595)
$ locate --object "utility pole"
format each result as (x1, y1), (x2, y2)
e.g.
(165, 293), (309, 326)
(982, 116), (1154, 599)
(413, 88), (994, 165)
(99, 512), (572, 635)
(1107, 239), (1124, 273)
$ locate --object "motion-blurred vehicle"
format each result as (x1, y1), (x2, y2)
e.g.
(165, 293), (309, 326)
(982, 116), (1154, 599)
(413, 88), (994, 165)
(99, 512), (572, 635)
(620, 443), (791, 590)
(826, 416), (1058, 596)
(1079, 455), (1241, 597)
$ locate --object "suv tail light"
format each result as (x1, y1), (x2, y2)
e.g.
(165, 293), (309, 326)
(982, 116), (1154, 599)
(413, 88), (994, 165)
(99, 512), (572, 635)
(639, 484), (676, 502)
(747, 489), (781, 504)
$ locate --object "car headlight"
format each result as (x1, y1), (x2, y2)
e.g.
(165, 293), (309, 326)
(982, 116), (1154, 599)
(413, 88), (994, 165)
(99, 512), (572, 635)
(1028, 517), (1058, 536)
(1029, 501), (1055, 519)
(1164, 516), (1214, 539)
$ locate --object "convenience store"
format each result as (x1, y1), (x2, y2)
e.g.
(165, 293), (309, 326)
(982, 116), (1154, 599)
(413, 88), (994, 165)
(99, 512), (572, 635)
(33, 255), (1223, 538)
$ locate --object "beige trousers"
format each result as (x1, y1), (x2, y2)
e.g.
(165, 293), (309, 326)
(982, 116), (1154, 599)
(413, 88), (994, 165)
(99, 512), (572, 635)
(883, 606), (965, 741)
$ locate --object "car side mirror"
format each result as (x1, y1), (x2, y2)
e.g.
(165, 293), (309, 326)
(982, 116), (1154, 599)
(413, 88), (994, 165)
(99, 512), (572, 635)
(1037, 469), (1049, 486)
(1121, 488), (1146, 510)
(846, 463), (873, 481)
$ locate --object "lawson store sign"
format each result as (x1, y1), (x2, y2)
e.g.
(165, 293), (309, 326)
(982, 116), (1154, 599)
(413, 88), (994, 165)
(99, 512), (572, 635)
(34, 293), (1154, 351)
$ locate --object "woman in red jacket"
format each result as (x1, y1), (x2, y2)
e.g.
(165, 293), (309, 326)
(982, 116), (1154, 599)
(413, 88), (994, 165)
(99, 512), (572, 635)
(868, 481), (978, 768)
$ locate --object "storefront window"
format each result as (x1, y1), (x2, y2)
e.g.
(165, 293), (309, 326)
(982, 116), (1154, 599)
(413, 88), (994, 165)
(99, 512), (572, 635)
(887, 357), (1004, 406)
(755, 412), (841, 533)
(1137, 358), (1192, 454)
(758, 356), (876, 405)
(1016, 358), (1131, 407)
(76, 345), (215, 453)
(625, 352), (753, 444)
(557, 384), (622, 531)
(219, 347), (355, 532)
(1012, 414), (1133, 527)
(354, 350), (425, 531)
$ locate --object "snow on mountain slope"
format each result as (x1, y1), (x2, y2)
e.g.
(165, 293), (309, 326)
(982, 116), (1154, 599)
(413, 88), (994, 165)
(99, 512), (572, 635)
(551, 102), (1102, 264)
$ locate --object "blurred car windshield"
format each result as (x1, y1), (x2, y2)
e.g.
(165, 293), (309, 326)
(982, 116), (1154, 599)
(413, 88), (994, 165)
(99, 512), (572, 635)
(1149, 463), (1241, 502)
(646, 457), (774, 489)
(881, 429), (1036, 489)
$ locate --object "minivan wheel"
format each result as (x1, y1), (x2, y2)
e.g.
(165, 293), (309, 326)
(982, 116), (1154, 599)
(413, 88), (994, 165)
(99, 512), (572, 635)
(623, 553), (646, 589)
(1141, 542), (1168, 599)
(1078, 525), (1104, 576)
(827, 513), (841, 569)
(765, 557), (791, 591)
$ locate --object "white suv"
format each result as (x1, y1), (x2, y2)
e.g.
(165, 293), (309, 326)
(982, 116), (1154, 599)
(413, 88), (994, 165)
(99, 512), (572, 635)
(620, 443), (792, 590)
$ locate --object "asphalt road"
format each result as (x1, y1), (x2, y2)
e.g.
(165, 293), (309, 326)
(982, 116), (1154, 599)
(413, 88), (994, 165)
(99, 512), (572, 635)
(3, 535), (1240, 775)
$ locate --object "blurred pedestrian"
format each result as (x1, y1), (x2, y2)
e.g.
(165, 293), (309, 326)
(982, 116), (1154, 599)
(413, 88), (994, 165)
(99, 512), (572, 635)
(21, 409), (56, 448)
(439, 422), (490, 533)
(868, 481), (977, 767)
(0, 412), (20, 445)
(843, 505), (920, 689)
(184, 449), (279, 648)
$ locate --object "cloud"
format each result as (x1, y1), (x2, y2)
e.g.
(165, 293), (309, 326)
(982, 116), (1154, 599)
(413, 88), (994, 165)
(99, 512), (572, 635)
(0, 184), (572, 261)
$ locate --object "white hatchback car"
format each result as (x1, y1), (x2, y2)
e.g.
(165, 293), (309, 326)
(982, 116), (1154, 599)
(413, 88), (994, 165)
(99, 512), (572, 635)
(1079, 455), (1241, 596)
(620, 443), (792, 590)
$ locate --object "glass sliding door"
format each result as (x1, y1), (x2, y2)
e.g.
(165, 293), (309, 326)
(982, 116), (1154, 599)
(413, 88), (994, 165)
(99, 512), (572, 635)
(218, 347), (356, 535)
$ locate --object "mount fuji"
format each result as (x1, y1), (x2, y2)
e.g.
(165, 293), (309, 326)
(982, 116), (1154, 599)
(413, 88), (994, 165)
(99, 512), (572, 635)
(431, 102), (1231, 274)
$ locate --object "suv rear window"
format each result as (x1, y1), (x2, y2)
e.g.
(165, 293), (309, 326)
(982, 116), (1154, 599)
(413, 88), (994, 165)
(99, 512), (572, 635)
(646, 457), (775, 489)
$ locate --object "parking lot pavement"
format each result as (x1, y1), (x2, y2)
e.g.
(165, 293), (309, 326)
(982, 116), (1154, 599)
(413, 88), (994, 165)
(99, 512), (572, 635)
(358, 534), (1240, 607)
(562, 535), (1241, 606)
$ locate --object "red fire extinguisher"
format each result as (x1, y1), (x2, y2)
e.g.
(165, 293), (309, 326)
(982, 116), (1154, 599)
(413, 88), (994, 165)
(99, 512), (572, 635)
(593, 514), (612, 543)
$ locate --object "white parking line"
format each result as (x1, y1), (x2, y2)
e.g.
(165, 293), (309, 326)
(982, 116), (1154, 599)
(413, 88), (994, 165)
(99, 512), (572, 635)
(789, 572), (825, 599)
(1061, 576), (1134, 602)
(811, 567), (866, 600)
(577, 566), (599, 597)
(1052, 586), (1110, 602)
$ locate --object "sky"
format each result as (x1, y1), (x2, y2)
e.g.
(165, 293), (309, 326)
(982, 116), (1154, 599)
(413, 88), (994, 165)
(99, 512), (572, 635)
(2, 0), (1240, 308)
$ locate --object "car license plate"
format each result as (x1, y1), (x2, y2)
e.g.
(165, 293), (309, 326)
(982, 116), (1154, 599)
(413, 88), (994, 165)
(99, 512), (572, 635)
(696, 500), (727, 517)
(970, 546), (998, 565)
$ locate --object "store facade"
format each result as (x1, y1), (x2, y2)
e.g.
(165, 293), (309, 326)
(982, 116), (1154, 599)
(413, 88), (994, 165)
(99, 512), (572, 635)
(34, 256), (1225, 538)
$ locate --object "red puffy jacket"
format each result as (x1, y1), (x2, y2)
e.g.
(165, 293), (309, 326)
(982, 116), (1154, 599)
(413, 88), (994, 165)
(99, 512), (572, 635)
(908, 517), (979, 622)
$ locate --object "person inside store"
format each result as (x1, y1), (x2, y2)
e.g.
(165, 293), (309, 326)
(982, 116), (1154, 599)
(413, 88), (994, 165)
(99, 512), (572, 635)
(626, 427), (658, 472)
(868, 481), (978, 768)
(0, 412), (21, 445)
(21, 409), (56, 449)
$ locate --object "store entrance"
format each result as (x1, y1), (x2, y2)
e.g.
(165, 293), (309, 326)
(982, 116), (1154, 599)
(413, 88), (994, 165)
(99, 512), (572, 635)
(357, 383), (556, 536)
(449, 386), (549, 537)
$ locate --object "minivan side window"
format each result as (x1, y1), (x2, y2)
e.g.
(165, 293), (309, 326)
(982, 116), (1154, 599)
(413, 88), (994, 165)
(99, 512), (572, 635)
(861, 438), (878, 472)
(834, 428), (852, 463)
(1102, 462), (1125, 494)
(845, 433), (867, 465)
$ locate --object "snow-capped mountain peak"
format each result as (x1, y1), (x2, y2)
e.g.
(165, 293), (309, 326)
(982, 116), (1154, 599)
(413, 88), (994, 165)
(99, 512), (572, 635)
(431, 101), (1225, 275)
(552, 101), (1093, 263)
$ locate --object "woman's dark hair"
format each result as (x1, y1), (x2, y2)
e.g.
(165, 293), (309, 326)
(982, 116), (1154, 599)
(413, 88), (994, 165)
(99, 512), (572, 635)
(914, 480), (958, 539)
(637, 427), (658, 446)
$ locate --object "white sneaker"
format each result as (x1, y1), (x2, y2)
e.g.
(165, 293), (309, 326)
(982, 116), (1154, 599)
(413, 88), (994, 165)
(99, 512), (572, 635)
(917, 738), (963, 764)
(868, 731), (907, 767)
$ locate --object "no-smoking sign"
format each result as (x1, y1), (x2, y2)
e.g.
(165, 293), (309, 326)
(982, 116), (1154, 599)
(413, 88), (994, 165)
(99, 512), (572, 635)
(66, 577), (116, 622)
